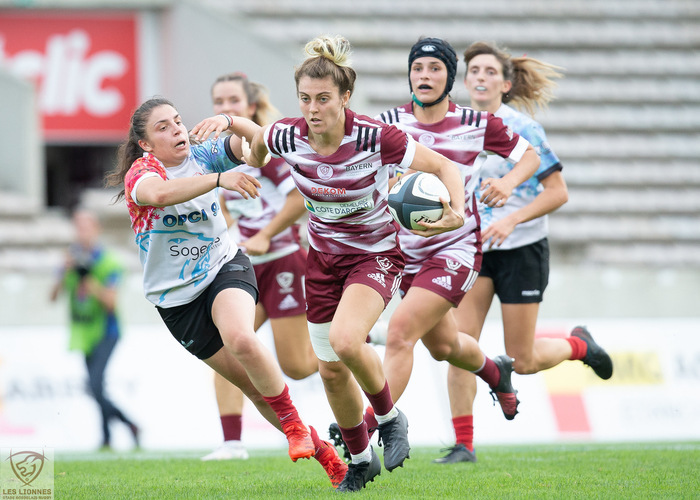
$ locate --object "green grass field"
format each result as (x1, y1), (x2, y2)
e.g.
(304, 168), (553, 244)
(54, 442), (699, 499)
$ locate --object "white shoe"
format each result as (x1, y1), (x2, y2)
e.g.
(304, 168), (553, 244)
(367, 318), (388, 345)
(201, 440), (249, 461)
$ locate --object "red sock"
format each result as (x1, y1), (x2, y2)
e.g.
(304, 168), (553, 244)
(309, 425), (323, 453)
(262, 384), (301, 428)
(452, 415), (474, 452)
(363, 381), (394, 417)
(220, 414), (242, 441)
(364, 407), (378, 438)
(339, 421), (370, 456)
(567, 336), (587, 360)
(475, 357), (501, 389)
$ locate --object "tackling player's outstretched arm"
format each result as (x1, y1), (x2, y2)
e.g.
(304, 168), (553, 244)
(241, 127), (271, 168)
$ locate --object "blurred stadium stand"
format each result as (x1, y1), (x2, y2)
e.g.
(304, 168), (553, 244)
(198, 0), (700, 267)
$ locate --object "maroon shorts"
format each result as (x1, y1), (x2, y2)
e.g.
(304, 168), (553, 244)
(254, 248), (308, 319)
(305, 246), (405, 324)
(399, 255), (478, 307)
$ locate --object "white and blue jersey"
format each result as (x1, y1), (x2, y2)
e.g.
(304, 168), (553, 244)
(477, 104), (562, 250)
(125, 136), (243, 307)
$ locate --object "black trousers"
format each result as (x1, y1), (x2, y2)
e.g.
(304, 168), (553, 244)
(85, 334), (132, 445)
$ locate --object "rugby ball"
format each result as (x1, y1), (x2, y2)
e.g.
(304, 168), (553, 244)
(387, 172), (450, 230)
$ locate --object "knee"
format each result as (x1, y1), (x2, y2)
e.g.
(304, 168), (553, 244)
(385, 321), (416, 354)
(328, 332), (360, 362)
(279, 348), (318, 380)
(424, 341), (451, 362)
(512, 355), (537, 375)
(280, 362), (315, 381)
(318, 362), (347, 392)
(221, 329), (257, 357)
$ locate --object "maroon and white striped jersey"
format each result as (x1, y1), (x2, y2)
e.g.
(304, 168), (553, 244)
(263, 108), (416, 254)
(377, 102), (530, 273)
(220, 157), (301, 265)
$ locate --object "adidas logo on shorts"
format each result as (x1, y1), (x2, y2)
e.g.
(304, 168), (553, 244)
(368, 272), (386, 287)
(279, 294), (300, 310)
(432, 275), (452, 290)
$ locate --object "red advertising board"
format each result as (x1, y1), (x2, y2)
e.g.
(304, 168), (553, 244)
(0, 10), (139, 142)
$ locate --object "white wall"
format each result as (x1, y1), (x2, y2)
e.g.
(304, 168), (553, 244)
(0, 68), (44, 208)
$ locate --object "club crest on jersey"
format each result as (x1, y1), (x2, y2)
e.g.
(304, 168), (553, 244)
(375, 256), (393, 275)
(418, 133), (435, 147)
(276, 272), (294, 293)
(317, 163), (333, 180)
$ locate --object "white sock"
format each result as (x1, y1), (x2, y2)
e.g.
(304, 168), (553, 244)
(350, 444), (372, 464)
(375, 406), (399, 424)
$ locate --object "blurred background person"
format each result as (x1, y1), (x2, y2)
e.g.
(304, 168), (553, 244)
(50, 209), (140, 451)
(202, 72), (319, 462)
